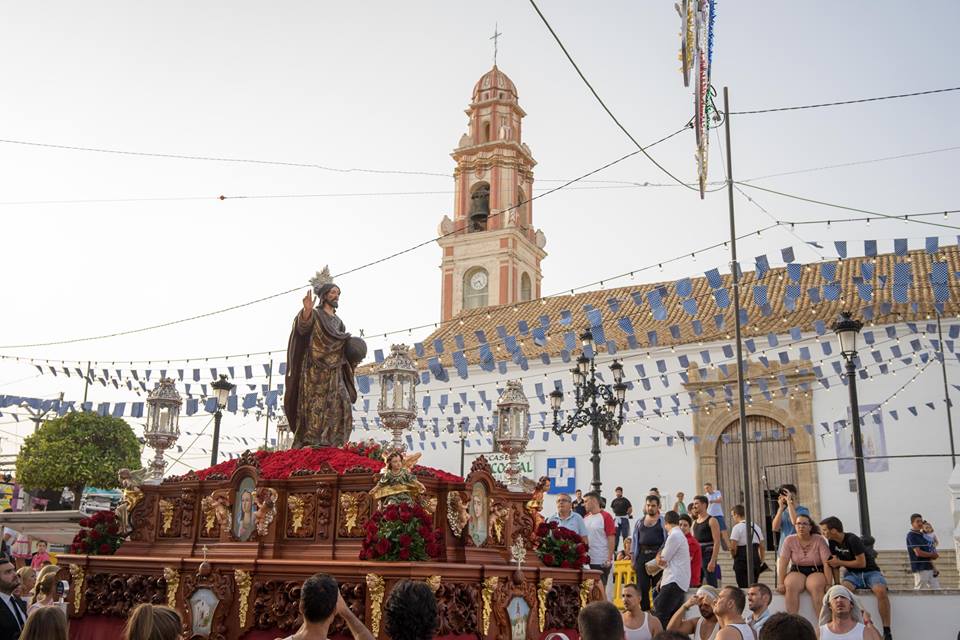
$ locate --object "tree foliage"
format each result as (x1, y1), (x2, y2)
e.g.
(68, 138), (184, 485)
(16, 412), (142, 506)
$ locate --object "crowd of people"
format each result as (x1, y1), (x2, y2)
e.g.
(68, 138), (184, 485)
(0, 480), (946, 640)
(551, 480), (935, 640)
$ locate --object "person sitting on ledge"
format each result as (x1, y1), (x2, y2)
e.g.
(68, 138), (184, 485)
(384, 579), (437, 640)
(276, 573), (373, 640)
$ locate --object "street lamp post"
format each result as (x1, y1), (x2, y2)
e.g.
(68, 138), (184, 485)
(210, 374), (235, 467)
(832, 311), (871, 538)
(144, 379), (182, 480)
(549, 328), (627, 498)
(377, 344), (418, 452)
(458, 420), (467, 478)
(495, 381), (531, 492)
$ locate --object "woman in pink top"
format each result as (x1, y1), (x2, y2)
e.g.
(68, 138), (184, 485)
(776, 513), (832, 622)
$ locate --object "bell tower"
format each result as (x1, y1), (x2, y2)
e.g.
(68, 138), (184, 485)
(437, 66), (547, 322)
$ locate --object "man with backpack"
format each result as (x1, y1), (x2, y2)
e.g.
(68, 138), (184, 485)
(819, 516), (893, 640)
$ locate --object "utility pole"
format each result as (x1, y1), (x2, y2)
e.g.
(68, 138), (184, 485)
(82, 361), (91, 405)
(936, 311), (957, 467)
(723, 86), (755, 582)
(263, 358), (274, 449)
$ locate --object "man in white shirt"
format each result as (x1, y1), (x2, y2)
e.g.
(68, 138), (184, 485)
(652, 510), (690, 628)
(0, 555), (25, 639)
(582, 491), (616, 585)
(729, 504), (765, 587)
(704, 482), (729, 550)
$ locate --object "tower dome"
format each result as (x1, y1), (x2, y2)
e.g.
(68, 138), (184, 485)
(471, 66), (518, 104)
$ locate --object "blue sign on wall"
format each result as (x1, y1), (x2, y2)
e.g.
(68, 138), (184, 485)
(546, 457), (576, 493)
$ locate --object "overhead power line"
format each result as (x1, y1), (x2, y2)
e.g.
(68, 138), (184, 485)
(527, 0), (699, 193)
(729, 85), (960, 115)
(0, 127), (688, 351)
(0, 138), (452, 179)
(734, 182), (960, 231)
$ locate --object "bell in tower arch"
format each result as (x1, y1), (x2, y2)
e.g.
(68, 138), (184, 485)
(469, 182), (490, 232)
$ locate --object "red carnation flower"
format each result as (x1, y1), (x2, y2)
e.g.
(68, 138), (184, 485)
(543, 554), (556, 566)
(398, 534), (412, 547)
(426, 542), (441, 557)
(398, 510), (413, 523)
(375, 539), (391, 556)
(548, 521), (559, 529)
(79, 518), (91, 528)
(560, 560), (572, 569)
(398, 548), (410, 560)
(418, 526), (431, 539)
(576, 543), (587, 554)
(535, 523), (549, 537)
(578, 555), (588, 566)
(98, 543), (111, 554)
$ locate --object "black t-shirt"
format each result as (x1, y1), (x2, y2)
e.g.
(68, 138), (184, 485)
(610, 496), (632, 517)
(829, 532), (880, 573)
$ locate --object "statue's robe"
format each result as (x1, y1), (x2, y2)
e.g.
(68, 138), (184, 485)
(283, 309), (357, 447)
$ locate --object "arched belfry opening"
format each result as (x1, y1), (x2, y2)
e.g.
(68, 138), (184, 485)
(469, 182), (490, 232)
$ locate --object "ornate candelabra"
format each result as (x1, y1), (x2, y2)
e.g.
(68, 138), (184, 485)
(144, 378), (182, 480)
(377, 344), (418, 452)
(495, 380), (531, 491)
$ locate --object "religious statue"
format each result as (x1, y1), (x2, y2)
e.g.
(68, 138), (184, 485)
(525, 476), (550, 530)
(115, 467), (147, 535)
(284, 266), (367, 448)
(369, 450), (426, 506)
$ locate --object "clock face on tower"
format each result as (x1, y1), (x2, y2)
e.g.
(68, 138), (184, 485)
(470, 270), (488, 291)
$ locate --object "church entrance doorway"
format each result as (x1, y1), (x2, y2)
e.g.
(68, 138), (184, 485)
(715, 415), (798, 549)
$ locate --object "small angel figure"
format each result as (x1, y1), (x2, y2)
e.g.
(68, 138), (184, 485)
(368, 449), (426, 506)
(115, 467), (148, 535)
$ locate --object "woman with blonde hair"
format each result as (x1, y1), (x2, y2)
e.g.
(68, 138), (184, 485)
(27, 572), (58, 614)
(20, 606), (69, 640)
(14, 566), (36, 607)
(124, 602), (182, 640)
(29, 564), (59, 606)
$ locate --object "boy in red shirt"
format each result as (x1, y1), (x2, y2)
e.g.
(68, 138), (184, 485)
(679, 514), (702, 587)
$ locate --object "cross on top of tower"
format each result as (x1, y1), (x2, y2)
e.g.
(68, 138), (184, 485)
(490, 23), (503, 66)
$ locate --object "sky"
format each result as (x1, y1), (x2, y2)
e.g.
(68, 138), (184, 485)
(1, 1), (957, 474)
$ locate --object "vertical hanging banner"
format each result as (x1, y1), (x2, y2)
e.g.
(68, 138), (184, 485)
(835, 404), (889, 474)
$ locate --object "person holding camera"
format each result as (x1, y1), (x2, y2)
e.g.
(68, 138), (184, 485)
(771, 484), (809, 552)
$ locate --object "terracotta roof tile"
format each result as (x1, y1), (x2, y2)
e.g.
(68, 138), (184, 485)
(362, 245), (960, 373)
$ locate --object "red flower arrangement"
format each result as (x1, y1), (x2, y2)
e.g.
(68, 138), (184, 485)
(360, 502), (443, 562)
(70, 510), (124, 555)
(535, 521), (589, 569)
(194, 447), (462, 483)
(342, 440), (384, 461)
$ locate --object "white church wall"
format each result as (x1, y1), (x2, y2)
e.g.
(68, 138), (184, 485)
(359, 320), (958, 550)
(811, 347), (956, 550)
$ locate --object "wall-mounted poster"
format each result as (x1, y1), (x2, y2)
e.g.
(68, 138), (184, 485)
(836, 404), (888, 474)
(468, 482), (488, 547)
(234, 477), (258, 541)
(545, 457), (576, 493)
(189, 588), (219, 637)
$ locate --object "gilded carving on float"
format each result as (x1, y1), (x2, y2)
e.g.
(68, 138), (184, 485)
(365, 573), (385, 636)
(163, 567), (180, 609)
(537, 578), (553, 633)
(235, 569), (252, 628)
(481, 576), (499, 635)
